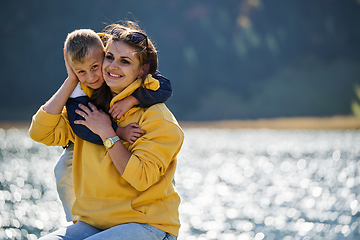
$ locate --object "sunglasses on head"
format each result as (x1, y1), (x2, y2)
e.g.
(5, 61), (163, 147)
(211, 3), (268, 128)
(110, 27), (147, 43)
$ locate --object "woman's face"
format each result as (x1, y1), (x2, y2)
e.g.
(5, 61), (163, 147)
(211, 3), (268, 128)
(102, 40), (143, 94)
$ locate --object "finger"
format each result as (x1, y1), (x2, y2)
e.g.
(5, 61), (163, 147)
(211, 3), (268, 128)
(133, 127), (145, 133)
(75, 109), (87, 119)
(134, 131), (145, 137)
(87, 102), (98, 111)
(131, 133), (140, 138)
(63, 49), (68, 63)
(78, 104), (91, 113)
(129, 122), (140, 128)
(74, 120), (86, 125)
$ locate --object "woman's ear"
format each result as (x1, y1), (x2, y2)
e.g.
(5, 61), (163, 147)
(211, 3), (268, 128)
(138, 64), (150, 78)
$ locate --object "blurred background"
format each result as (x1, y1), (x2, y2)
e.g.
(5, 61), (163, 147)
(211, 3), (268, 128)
(2, 1), (360, 239)
(1, 0), (360, 122)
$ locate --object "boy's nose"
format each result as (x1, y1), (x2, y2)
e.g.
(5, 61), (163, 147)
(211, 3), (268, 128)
(88, 72), (96, 81)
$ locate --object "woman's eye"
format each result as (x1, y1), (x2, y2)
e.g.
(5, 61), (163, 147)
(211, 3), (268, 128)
(105, 55), (114, 60)
(121, 59), (130, 64)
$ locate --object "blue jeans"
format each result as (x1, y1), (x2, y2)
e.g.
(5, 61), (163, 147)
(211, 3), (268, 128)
(54, 142), (78, 222)
(38, 222), (177, 240)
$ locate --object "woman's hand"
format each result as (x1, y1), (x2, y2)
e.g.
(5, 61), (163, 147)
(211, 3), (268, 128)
(74, 102), (115, 140)
(75, 102), (132, 175)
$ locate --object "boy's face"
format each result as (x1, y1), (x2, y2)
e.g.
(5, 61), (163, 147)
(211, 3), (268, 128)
(70, 48), (105, 89)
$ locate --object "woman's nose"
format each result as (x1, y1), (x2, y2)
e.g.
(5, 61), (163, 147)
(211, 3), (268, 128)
(109, 61), (119, 70)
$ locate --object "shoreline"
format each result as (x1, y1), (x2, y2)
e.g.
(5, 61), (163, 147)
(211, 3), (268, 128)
(179, 115), (360, 129)
(2, 116), (359, 130)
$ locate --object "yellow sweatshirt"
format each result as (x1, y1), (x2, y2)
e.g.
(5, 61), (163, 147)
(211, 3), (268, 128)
(29, 77), (184, 236)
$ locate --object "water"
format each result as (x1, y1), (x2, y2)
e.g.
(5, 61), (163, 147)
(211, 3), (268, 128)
(1, 127), (360, 239)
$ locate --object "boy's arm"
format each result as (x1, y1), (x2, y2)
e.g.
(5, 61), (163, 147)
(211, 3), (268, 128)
(132, 70), (172, 108)
(66, 96), (119, 145)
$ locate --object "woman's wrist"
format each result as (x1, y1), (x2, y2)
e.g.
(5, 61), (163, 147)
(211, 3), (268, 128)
(99, 128), (118, 142)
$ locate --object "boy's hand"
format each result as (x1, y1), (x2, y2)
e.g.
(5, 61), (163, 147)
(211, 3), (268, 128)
(109, 96), (140, 119)
(63, 49), (78, 83)
(117, 122), (146, 144)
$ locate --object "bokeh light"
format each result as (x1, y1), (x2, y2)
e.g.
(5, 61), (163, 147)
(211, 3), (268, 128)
(1, 128), (360, 239)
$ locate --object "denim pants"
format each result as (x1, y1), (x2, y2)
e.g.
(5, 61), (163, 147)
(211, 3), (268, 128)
(38, 222), (177, 240)
(54, 142), (78, 222)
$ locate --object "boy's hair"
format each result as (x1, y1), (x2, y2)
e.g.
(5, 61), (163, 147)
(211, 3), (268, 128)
(64, 29), (104, 63)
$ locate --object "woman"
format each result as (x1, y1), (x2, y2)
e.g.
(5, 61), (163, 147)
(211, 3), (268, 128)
(29, 21), (184, 240)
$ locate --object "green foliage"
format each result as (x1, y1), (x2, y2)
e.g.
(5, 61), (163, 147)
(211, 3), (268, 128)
(351, 84), (360, 116)
(1, 0), (360, 121)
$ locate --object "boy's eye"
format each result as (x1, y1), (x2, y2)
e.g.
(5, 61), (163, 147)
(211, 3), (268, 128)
(92, 65), (98, 70)
(78, 70), (86, 74)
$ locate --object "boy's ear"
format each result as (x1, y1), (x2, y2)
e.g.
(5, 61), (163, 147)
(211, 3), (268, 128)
(138, 64), (150, 78)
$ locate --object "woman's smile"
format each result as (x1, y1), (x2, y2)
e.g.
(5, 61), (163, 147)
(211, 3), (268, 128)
(102, 41), (143, 94)
(108, 72), (122, 78)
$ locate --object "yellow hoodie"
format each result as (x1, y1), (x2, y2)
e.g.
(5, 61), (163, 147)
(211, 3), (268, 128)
(29, 76), (184, 236)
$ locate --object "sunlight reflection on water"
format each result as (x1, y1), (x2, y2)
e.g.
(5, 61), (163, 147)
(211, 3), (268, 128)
(175, 128), (360, 240)
(0, 128), (360, 239)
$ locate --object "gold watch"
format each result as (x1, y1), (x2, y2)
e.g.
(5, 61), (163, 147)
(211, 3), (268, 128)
(103, 136), (120, 149)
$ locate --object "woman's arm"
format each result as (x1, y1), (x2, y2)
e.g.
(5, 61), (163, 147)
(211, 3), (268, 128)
(74, 102), (184, 191)
(74, 102), (132, 174)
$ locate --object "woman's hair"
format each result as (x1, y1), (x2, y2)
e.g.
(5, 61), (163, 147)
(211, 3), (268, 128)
(91, 21), (159, 114)
(103, 21), (158, 76)
(64, 29), (104, 63)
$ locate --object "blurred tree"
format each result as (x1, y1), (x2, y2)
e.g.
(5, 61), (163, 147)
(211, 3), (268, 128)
(351, 84), (360, 117)
(1, 0), (360, 121)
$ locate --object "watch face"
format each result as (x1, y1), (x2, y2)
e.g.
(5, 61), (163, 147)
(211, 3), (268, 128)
(104, 136), (119, 149)
(104, 139), (112, 149)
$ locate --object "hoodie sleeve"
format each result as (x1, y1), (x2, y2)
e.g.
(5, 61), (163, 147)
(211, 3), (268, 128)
(121, 104), (184, 191)
(29, 107), (75, 147)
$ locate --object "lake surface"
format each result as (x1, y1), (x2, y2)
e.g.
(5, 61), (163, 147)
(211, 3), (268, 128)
(0, 127), (360, 239)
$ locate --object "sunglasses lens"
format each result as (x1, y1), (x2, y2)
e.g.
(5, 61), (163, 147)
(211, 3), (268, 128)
(111, 28), (147, 43)
(128, 33), (146, 43)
